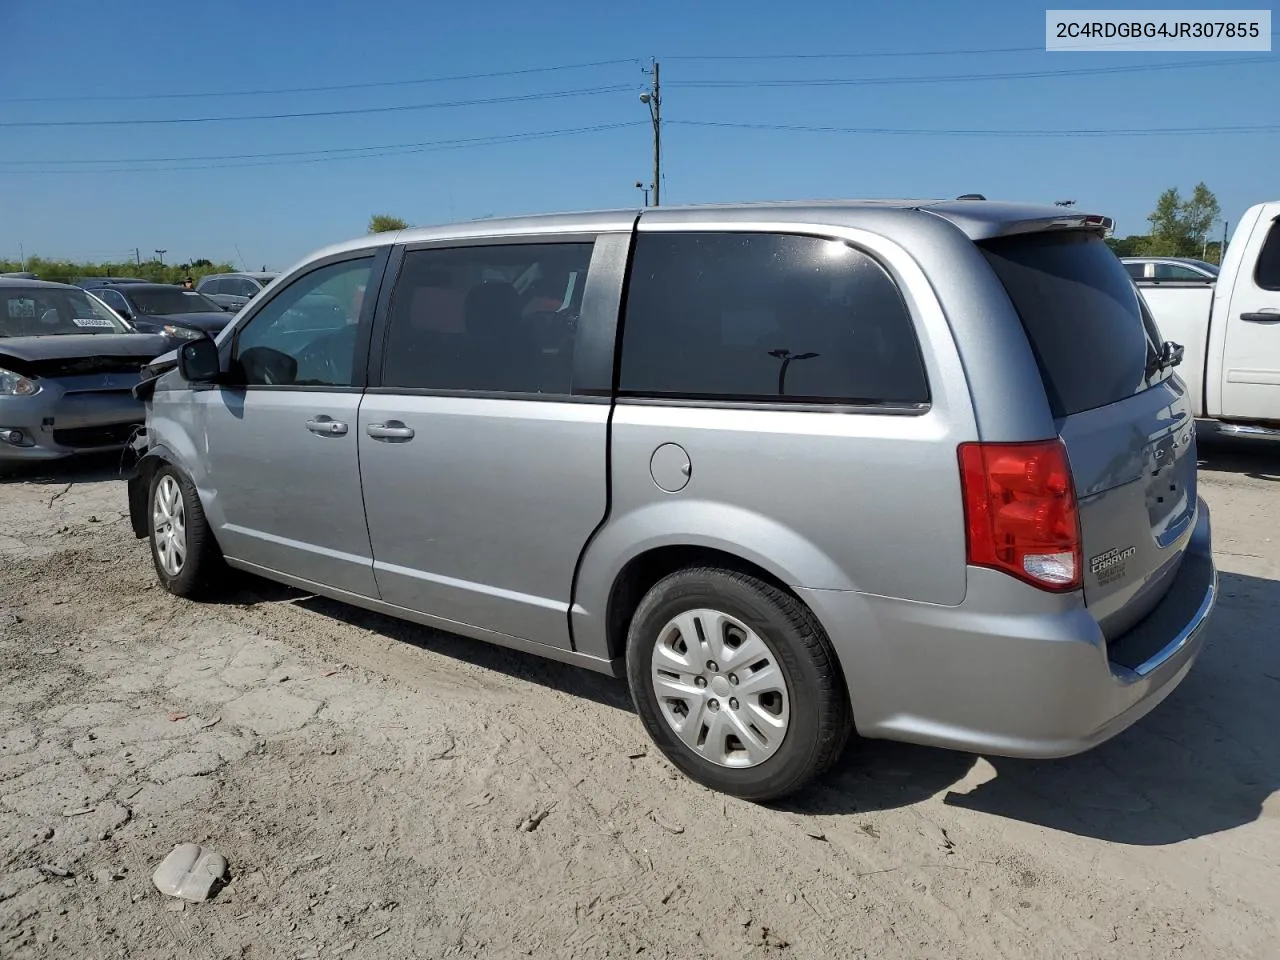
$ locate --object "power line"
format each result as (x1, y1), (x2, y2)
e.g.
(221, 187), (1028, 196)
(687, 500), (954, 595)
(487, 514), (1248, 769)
(0, 85), (631, 128)
(0, 122), (646, 166)
(671, 55), (1276, 88)
(5, 122), (645, 174)
(672, 119), (1280, 137)
(0, 58), (638, 104)
(666, 35), (1279, 60)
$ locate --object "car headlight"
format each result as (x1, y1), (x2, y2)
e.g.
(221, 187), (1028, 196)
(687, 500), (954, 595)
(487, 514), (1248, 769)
(162, 324), (203, 341)
(0, 366), (39, 397)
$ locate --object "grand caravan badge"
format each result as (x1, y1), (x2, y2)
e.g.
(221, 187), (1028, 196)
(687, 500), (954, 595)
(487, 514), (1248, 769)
(1090, 545), (1137, 585)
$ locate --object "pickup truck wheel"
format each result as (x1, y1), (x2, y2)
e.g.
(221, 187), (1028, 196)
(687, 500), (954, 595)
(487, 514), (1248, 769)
(148, 465), (225, 599)
(626, 567), (851, 802)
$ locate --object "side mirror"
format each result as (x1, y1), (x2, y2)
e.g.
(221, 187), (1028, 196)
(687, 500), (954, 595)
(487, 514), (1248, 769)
(177, 337), (221, 383)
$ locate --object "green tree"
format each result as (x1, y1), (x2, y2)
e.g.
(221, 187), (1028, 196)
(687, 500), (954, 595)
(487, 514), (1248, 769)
(0, 256), (236, 285)
(1144, 184), (1221, 258)
(1105, 235), (1148, 257)
(368, 214), (409, 234)
(1145, 188), (1191, 256)
(1182, 182), (1221, 256)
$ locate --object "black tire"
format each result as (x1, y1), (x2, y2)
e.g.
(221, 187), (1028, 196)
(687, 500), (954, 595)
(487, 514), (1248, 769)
(625, 566), (851, 802)
(147, 464), (226, 599)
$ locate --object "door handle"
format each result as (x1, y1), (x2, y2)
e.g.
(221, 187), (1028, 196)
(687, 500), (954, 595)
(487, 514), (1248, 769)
(1240, 311), (1280, 323)
(305, 417), (348, 437)
(366, 421), (415, 441)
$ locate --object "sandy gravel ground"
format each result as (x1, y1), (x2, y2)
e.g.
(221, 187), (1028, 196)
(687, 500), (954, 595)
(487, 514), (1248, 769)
(1, 436), (1278, 960)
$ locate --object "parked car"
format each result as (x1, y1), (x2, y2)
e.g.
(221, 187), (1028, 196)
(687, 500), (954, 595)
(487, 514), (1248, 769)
(76, 277), (154, 289)
(91, 283), (234, 340)
(1121, 257), (1220, 283)
(126, 200), (1217, 800)
(1132, 201), (1280, 439)
(196, 272), (278, 311)
(0, 279), (172, 462)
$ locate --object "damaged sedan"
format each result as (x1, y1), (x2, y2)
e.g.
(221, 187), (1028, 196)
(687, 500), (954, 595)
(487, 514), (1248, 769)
(0, 279), (174, 463)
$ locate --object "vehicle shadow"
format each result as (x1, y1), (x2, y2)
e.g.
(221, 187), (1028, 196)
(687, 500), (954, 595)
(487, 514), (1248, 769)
(226, 569), (1277, 845)
(800, 571), (1280, 845)
(1197, 432), (1280, 481)
(0, 451), (129, 485)
(223, 578), (635, 713)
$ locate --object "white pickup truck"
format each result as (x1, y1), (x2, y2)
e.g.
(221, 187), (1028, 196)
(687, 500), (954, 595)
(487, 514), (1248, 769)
(1137, 200), (1280, 439)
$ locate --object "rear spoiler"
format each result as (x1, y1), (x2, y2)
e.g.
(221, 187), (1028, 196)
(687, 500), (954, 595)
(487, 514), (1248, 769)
(921, 201), (1114, 242)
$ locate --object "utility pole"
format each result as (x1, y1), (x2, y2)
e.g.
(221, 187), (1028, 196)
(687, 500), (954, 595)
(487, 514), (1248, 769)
(640, 60), (662, 206)
(18, 242), (24, 271)
(635, 181), (652, 207)
(135, 248), (141, 266)
(154, 249), (167, 265)
(1220, 220), (1229, 262)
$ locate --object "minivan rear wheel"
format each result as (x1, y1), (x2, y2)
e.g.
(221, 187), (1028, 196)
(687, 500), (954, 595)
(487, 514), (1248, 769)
(148, 464), (225, 599)
(625, 567), (851, 801)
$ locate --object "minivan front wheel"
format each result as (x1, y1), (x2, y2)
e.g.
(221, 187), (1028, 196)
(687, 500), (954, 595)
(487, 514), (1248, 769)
(626, 567), (851, 801)
(148, 465), (223, 598)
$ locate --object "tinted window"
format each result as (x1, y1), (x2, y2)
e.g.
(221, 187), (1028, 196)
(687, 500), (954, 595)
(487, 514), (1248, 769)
(96, 289), (129, 313)
(127, 288), (223, 315)
(1255, 220), (1280, 292)
(1153, 263), (1209, 281)
(619, 233), (928, 405)
(381, 242), (593, 394)
(1123, 262), (1147, 280)
(981, 231), (1161, 418)
(197, 278), (223, 295)
(233, 258), (372, 387)
(235, 278), (260, 297)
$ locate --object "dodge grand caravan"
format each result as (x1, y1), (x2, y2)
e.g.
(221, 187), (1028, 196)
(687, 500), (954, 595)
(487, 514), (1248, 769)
(126, 200), (1218, 801)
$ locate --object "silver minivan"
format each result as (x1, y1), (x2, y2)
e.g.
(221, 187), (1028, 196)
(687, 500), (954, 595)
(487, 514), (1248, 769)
(127, 200), (1217, 800)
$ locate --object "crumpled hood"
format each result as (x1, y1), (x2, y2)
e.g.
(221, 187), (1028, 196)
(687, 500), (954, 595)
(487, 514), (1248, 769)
(0, 333), (172, 368)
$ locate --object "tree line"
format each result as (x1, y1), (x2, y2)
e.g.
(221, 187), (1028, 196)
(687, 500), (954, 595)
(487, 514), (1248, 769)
(0, 255), (238, 286)
(1106, 183), (1224, 263)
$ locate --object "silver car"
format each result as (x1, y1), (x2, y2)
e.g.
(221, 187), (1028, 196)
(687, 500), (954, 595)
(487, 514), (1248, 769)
(127, 200), (1217, 800)
(0, 279), (172, 463)
(195, 272), (278, 312)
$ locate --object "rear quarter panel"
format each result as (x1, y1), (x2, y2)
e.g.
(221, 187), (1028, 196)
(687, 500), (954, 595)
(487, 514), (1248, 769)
(571, 217), (988, 662)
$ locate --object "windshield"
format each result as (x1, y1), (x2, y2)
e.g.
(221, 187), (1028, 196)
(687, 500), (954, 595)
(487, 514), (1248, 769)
(127, 288), (223, 315)
(1, 287), (132, 336)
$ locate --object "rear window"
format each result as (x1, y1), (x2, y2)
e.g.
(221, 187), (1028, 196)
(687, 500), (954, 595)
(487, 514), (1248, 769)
(980, 231), (1161, 418)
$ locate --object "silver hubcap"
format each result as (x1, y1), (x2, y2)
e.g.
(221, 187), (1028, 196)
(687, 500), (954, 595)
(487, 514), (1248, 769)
(650, 608), (790, 768)
(152, 475), (187, 577)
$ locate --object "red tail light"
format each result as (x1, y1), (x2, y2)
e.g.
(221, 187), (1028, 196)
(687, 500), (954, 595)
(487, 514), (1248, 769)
(958, 440), (1082, 592)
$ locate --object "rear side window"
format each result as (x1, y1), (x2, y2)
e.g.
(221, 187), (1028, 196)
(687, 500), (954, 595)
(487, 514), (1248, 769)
(619, 232), (929, 406)
(380, 242), (594, 395)
(1255, 219), (1280, 291)
(980, 231), (1160, 418)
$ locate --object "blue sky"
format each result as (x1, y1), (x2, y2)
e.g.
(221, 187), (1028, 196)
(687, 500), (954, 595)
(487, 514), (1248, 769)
(0, 0), (1275, 270)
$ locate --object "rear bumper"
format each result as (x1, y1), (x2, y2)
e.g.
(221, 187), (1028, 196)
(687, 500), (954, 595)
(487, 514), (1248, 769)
(802, 498), (1216, 758)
